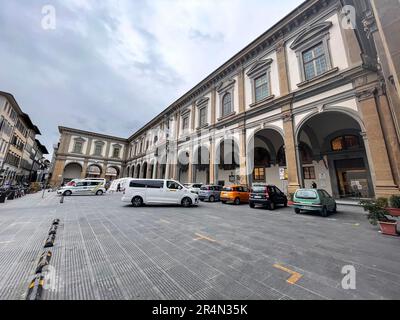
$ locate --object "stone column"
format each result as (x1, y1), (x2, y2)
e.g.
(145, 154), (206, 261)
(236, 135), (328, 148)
(239, 127), (248, 185)
(50, 159), (65, 186)
(209, 138), (215, 185)
(276, 39), (290, 96)
(358, 89), (399, 197)
(376, 90), (400, 187)
(238, 68), (246, 114)
(187, 151), (193, 183)
(211, 89), (216, 125)
(81, 161), (88, 179)
(282, 110), (301, 195)
(152, 163), (157, 179)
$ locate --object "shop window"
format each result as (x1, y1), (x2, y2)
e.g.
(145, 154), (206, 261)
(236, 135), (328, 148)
(331, 135), (360, 151)
(253, 167), (265, 181)
(303, 166), (316, 180)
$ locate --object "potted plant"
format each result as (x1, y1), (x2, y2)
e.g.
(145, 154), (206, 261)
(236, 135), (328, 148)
(387, 195), (400, 217)
(360, 198), (398, 236)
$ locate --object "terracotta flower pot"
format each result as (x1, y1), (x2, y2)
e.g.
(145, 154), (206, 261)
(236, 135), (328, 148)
(387, 208), (400, 217)
(378, 220), (398, 236)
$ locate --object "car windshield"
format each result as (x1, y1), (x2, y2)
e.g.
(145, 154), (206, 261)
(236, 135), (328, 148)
(200, 186), (209, 190)
(223, 187), (233, 191)
(296, 190), (317, 199)
(252, 186), (267, 193)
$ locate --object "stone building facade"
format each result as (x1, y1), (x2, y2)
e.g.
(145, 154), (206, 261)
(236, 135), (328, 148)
(0, 91), (47, 185)
(50, 0), (400, 199)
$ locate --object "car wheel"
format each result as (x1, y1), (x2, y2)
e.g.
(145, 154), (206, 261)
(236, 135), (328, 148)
(132, 196), (143, 207)
(63, 190), (72, 196)
(295, 208), (301, 214)
(96, 190), (103, 196)
(234, 198), (241, 205)
(209, 195), (215, 203)
(249, 203), (255, 209)
(269, 202), (276, 211)
(321, 206), (328, 217)
(181, 197), (192, 207)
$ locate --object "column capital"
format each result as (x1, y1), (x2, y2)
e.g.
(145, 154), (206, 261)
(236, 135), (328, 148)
(356, 87), (377, 102)
(275, 39), (286, 53)
(282, 111), (293, 123)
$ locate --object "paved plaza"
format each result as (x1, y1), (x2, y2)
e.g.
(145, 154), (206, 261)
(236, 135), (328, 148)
(0, 192), (399, 300)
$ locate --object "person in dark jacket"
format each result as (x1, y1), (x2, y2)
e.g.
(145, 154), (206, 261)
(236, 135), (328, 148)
(117, 183), (121, 192)
(311, 181), (317, 189)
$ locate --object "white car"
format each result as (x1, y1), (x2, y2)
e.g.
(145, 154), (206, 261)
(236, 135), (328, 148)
(57, 179), (106, 196)
(183, 183), (203, 195)
(122, 179), (199, 207)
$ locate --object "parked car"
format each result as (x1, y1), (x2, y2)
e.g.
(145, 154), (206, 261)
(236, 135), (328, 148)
(292, 189), (337, 217)
(122, 179), (199, 207)
(57, 179), (106, 196)
(220, 185), (250, 205)
(249, 184), (288, 210)
(198, 185), (223, 202)
(183, 183), (203, 194)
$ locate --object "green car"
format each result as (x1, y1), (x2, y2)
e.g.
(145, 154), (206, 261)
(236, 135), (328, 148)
(293, 189), (337, 217)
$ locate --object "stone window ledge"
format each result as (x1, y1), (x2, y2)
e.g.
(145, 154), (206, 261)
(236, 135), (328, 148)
(196, 123), (209, 131)
(249, 95), (275, 108)
(297, 67), (339, 87)
(217, 111), (237, 122)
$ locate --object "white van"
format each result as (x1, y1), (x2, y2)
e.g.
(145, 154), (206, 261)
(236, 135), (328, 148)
(122, 179), (199, 207)
(57, 179), (106, 196)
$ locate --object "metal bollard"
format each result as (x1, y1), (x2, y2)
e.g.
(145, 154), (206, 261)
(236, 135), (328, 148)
(60, 195), (64, 204)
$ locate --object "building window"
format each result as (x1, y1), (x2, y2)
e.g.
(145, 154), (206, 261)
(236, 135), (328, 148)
(331, 135), (360, 151)
(303, 166), (316, 180)
(113, 147), (120, 158)
(254, 74), (270, 102)
(199, 107), (207, 127)
(182, 116), (189, 131)
(222, 93), (232, 117)
(94, 143), (103, 156)
(73, 141), (83, 154)
(302, 43), (328, 80)
(253, 167), (265, 181)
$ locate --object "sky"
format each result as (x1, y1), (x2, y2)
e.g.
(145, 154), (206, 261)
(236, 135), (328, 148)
(0, 0), (303, 157)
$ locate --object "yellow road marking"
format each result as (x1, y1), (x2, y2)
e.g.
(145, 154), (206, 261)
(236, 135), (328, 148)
(160, 219), (170, 224)
(194, 233), (216, 243)
(273, 264), (303, 285)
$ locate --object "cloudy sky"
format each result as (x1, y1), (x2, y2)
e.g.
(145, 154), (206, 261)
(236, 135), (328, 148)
(0, 0), (303, 156)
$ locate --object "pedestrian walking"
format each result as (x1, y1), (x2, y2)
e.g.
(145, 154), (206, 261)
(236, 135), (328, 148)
(311, 181), (317, 189)
(117, 183), (121, 192)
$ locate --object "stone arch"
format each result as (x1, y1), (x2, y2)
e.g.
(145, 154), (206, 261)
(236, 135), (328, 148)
(63, 163), (83, 182)
(296, 109), (374, 199)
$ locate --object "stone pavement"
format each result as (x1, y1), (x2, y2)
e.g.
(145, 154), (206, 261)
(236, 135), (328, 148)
(0, 192), (399, 300)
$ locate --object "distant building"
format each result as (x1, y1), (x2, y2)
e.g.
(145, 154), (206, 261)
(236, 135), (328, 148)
(0, 91), (47, 185)
(51, 0), (400, 199)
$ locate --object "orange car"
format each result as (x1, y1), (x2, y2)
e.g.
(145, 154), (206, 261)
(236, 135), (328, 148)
(220, 185), (250, 205)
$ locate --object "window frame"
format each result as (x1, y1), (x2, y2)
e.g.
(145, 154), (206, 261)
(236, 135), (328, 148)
(254, 73), (271, 103)
(222, 92), (233, 117)
(290, 22), (334, 84)
(199, 106), (208, 128)
(303, 166), (316, 180)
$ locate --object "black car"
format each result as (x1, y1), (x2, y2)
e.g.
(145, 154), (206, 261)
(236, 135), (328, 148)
(249, 184), (288, 210)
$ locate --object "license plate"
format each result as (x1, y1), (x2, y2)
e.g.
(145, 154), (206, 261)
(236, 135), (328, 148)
(254, 196), (262, 199)
(302, 206), (314, 210)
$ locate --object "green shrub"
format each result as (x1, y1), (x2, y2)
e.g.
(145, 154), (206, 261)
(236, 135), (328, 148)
(389, 195), (400, 208)
(360, 198), (390, 226)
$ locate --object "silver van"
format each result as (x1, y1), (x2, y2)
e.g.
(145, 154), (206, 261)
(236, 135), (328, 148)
(57, 179), (106, 196)
(198, 185), (223, 202)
